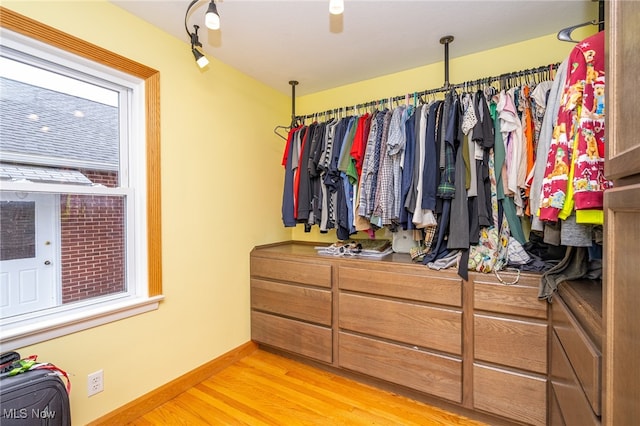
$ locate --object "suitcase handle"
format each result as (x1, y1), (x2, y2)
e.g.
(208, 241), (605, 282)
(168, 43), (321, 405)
(0, 354), (71, 394)
(0, 351), (21, 373)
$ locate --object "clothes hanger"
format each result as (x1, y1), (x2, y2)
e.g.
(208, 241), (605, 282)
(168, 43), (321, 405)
(273, 125), (290, 141)
(557, 20), (603, 43)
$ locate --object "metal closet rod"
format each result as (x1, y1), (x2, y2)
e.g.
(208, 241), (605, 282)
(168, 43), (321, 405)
(294, 62), (561, 121)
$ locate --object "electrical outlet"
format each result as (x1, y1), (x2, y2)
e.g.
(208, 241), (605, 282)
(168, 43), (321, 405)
(88, 370), (104, 397)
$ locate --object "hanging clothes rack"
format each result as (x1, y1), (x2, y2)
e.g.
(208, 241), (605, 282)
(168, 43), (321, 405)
(294, 62), (560, 122)
(273, 80), (300, 140)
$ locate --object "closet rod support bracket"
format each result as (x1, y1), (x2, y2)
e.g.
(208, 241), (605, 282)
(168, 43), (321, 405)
(289, 80), (299, 127)
(439, 35), (454, 89)
(439, 35), (454, 45)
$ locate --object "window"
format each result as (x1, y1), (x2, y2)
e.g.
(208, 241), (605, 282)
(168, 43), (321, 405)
(0, 8), (162, 350)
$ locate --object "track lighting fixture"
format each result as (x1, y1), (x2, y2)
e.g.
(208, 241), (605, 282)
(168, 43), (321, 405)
(187, 24), (209, 68)
(185, 0), (220, 68)
(329, 0), (344, 15)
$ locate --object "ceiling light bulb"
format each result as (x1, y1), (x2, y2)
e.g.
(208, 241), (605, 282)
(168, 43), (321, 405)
(196, 55), (210, 68)
(205, 1), (220, 30)
(329, 0), (344, 15)
(192, 48), (209, 68)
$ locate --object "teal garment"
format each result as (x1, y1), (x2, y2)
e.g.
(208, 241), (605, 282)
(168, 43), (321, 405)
(337, 116), (357, 173)
(493, 102), (526, 244)
(502, 198), (525, 244)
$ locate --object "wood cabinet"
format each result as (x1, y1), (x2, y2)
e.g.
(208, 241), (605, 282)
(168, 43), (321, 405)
(604, 2), (640, 424)
(250, 247), (333, 363)
(471, 273), (549, 426)
(550, 280), (602, 426)
(338, 263), (463, 403)
(250, 242), (549, 425)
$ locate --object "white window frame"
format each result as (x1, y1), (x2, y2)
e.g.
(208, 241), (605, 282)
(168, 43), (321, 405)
(0, 22), (163, 351)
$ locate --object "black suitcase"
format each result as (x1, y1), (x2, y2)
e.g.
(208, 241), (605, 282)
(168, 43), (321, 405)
(0, 367), (71, 425)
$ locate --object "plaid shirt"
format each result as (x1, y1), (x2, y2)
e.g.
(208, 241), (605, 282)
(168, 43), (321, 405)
(437, 94), (459, 198)
(373, 108), (404, 225)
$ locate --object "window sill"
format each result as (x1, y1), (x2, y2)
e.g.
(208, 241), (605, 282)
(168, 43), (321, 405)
(0, 295), (164, 351)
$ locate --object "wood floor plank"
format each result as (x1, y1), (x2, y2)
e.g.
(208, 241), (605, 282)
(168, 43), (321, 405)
(127, 418), (155, 426)
(217, 362), (402, 425)
(138, 399), (211, 425)
(189, 383), (274, 426)
(129, 349), (489, 425)
(179, 390), (251, 425)
(243, 351), (480, 425)
(199, 374), (332, 425)
(234, 357), (425, 425)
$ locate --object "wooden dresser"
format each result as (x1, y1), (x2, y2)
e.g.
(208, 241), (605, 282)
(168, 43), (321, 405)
(250, 241), (550, 425)
(472, 273), (549, 426)
(549, 279), (603, 425)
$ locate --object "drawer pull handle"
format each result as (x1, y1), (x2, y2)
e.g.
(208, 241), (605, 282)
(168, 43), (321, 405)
(494, 268), (521, 285)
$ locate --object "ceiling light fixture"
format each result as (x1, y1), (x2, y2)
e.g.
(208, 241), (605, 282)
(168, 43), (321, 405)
(191, 39), (210, 68)
(188, 25), (209, 68)
(185, 0), (221, 68)
(329, 0), (344, 15)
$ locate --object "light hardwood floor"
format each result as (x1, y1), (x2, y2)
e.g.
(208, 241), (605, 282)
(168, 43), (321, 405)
(128, 349), (488, 425)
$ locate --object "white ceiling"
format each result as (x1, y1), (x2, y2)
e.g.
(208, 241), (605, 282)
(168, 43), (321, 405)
(110, 0), (597, 96)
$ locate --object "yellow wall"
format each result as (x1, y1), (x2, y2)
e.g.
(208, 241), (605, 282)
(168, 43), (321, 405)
(2, 1), (290, 424)
(291, 29), (596, 243)
(1, 1), (598, 424)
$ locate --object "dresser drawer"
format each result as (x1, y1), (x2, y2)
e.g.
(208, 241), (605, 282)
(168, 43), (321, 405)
(473, 273), (547, 319)
(473, 363), (547, 426)
(339, 293), (462, 354)
(251, 311), (332, 363)
(474, 314), (547, 374)
(338, 265), (462, 307)
(552, 297), (601, 415)
(251, 256), (332, 288)
(550, 333), (600, 426)
(339, 332), (462, 403)
(549, 386), (567, 426)
(251, 279), (332, 325)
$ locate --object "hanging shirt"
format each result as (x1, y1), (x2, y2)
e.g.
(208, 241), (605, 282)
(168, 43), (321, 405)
(498, 90), (525, 215)
(380, 106), (407, 226)
(472, 90), (494, 227)
(348, 113), (371, 180)
(308, 122), (327, 226)
(296, 122), (317, 226)
(412, 102), (439, 228)
(461, 93), (478, 197)
(437, 92), (459, 199)
(520, 85), (535, 208)
(281, 125), (303, 227)
(291, 126), (307, 220)
(539, 31), (611, 222)
(371, 110), (394, 228)
(530, 60), (568, 231)
(399, 109), (417, 229)
(319, 119), (338, 232)
(358, 110), (387, 221)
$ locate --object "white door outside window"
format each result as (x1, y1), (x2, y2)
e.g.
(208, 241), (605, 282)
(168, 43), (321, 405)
(0, 192), (58, 318)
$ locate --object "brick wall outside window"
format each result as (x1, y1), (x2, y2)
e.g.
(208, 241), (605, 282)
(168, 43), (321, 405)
(60, 170), (125, 304)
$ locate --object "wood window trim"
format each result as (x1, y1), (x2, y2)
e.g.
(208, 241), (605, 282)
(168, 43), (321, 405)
(0, 6), (162, 296)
